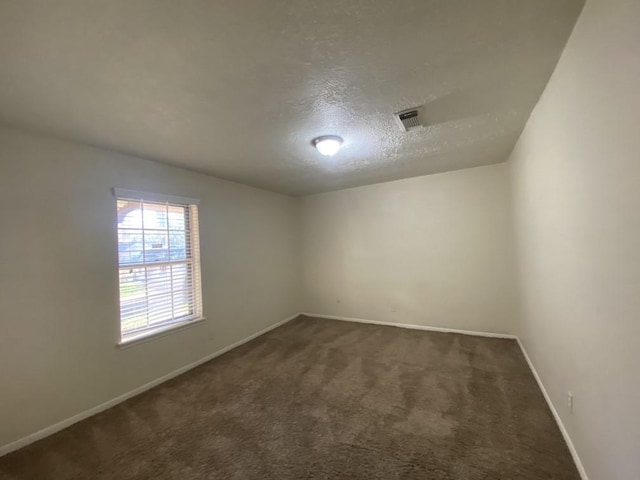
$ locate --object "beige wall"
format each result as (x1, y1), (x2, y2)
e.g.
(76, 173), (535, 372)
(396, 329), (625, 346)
(300, 163), (517, 334)
(0, 126), (300, 449)
(508, 0), (640, 478)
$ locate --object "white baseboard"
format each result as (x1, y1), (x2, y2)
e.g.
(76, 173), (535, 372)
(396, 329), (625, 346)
(0, 312), (300, 458)
(301, 312), (518, 339)
(517, 339), (589, 480)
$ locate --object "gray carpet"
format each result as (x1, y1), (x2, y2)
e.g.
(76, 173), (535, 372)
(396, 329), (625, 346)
(0, 315), (580, 479)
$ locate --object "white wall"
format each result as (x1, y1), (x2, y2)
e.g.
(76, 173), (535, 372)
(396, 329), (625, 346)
(2, 5), (638, 477)
(0, 126), (300, 449)
(508, 0), (640, 478)
(301, 163), (516, 334)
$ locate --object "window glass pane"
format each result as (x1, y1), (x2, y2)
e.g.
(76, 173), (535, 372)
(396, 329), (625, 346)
(119, 268), (147, 298)
(173, 291), (192, 318)
(120, 301), (149, 333)
(119, 267), (149, 333)
(116, 195), (201, 340)
(142, 202), (168, 229)
(118, 200), (143, 229)
(146, 265), (173, 292)
(169, 231), (187, 260)
(171, 263), (190, 291)
(144, 232), (169, 263)
(168, 205), (186, 231)
(118, 229), (144, 265)
(148, 295), (175, 326)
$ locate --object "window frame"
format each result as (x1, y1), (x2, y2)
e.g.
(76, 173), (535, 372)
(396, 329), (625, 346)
(113, 188), (204, 346)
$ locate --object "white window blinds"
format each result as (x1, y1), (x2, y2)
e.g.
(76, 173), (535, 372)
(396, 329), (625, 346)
(114, 189), (203, 340)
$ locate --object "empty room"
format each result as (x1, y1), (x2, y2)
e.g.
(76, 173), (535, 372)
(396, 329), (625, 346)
(0, 1), (638, 479)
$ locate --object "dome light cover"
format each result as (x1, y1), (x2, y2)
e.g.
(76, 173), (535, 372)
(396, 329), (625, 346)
(313, 135), (343, 156)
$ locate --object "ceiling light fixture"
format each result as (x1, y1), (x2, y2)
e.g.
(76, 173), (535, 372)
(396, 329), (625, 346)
(312, 135), (343, 156)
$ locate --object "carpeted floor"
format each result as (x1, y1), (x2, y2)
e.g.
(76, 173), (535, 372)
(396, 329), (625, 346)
(0, 315), (580, 479)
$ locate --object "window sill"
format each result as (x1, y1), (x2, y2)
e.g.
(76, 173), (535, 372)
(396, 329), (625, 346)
(117, 317), (206, 349)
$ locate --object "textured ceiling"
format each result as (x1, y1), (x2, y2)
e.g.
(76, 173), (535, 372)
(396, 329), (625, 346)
(0, 0), (583, 196)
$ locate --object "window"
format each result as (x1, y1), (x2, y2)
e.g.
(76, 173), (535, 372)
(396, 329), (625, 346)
(114, 188), (203, 344)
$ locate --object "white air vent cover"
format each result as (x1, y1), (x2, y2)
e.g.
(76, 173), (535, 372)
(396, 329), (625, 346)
(394, 107), (424, 132)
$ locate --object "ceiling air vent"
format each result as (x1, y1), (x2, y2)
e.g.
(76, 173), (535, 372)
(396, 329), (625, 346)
(394, 107), (424, 132)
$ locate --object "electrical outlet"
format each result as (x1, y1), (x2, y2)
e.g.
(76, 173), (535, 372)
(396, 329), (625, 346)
(567, 392), (574, 413)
